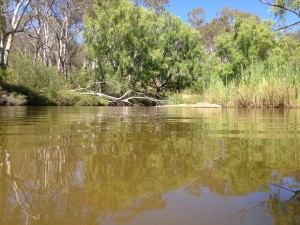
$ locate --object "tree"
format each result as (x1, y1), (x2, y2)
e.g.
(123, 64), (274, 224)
(187, 7), (257, 55)
(0, 0), (32, 68)
(11, 0), (92, 77)
(270, 34), (300, 64)
(84, 0), (204, 93)
(258, 0), (300, 30)
(215, 16), (275, 80)
(132, 0), (169, 12)
(146, 12), (204, 92)
(187, 8), (205, 30)
(199, 18), (223, 54)
(49, 0), (91, 77)
(216, 7), (257, 33)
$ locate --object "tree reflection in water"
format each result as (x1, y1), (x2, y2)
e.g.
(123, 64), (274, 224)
(1, 107), (300, 225)
(237, 182), (300, 225)
(0, 149), (40, 224)
(0, 147), (168, 225)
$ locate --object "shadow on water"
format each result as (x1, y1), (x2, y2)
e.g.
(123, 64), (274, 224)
(1, 107), (300, 225)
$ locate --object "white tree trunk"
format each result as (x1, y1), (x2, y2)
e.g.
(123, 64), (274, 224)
(0, 0), (31, 68)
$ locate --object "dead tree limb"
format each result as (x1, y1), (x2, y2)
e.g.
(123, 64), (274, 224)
(72, 83), (167, 106)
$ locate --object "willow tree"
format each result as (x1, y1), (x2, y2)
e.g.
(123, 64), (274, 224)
(84, 0), (204, 93)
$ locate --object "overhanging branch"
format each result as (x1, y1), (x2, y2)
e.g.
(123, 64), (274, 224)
(274, 20), (300, 31)
(258, 0), (300, 31)
(258, 0), (300, 17)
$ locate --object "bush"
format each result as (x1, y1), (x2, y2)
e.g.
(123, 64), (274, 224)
(7, 52), (64, 92)
(55, 90), (108, 106)
(1, 52), (110, 106)
(0, 88), (27, 106)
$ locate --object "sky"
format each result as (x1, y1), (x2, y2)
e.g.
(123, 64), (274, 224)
(167, 0), (299, 29)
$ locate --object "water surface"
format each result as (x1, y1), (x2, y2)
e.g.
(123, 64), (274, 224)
(1, 106), (300, 225)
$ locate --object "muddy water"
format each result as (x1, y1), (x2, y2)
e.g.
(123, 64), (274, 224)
(0, 106), (300, 225)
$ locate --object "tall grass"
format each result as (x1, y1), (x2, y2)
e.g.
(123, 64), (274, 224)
(167, 90), (205, 105)
(204, 62), (300, 108)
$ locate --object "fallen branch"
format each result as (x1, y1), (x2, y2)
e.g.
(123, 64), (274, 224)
(72, 83), (167, 106)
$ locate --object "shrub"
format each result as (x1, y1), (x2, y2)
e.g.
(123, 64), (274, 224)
(55, 90), (108, 106)
(0, 88), (27, 106)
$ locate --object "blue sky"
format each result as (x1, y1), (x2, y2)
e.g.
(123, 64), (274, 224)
(167, 0), (298, 28)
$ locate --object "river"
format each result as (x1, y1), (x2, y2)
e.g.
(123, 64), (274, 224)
(0, 106), (300, 225)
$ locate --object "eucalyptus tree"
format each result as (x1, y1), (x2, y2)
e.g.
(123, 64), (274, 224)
(216, 7), (257, 32)
(132, 0), (169, 12)
(49, 0), (91, 77)
(8, 0), (91, 77)
(187, 8), (205, 30)
(0, 0), (32, 69)
(25, 0), (55, 66)
(259, 0), (300, 30)
(188, 7), (256, 55)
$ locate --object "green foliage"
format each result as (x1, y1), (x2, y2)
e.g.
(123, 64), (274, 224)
(0, 88), (27, 106)
(205, 77), (236, 107)
(270, 0), (300, 19)
(1, 2), (299, 107)
(216, 6), (258, 32)
(0, 81), (55, 105)
(7, 52), (65, 95)
(84, 0), (204, 93)
(0, 52), (109, 106)
(69, 69), (95, 90)
(199, 15), (300, 108)
(167, 91), (204, 104)
(55, 90), (108, 106)
(270, 34), (300, 64)
(204, 61), (300, 108)
(193, 7), (258, 55)
(215, 17), (275, 81)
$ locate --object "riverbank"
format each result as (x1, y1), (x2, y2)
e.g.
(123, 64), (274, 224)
(158, 103), (222, 108)
(0, 82), (108, 106)
(2, 74), (300, 108)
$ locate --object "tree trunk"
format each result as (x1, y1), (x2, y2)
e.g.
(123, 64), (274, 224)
(0, 0), (32, 69)
(0, 33), (13, 68)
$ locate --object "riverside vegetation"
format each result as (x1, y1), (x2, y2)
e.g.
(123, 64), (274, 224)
(0, 0), (300, 107)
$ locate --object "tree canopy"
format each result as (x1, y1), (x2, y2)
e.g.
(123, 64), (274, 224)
(84, 0), (204, 93)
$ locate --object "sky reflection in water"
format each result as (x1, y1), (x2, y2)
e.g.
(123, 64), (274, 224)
(0, 107), (300, 225)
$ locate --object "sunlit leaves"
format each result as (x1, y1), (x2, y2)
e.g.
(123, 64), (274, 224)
(215, 16), (275, 80)
(84, 0), (204, 93)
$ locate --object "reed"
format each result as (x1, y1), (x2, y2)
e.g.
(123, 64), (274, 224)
(167, 90), (205, 105)
(204, 62), (300, 108)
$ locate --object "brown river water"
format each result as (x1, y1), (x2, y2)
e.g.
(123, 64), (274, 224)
(0, 106), (300, 225)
